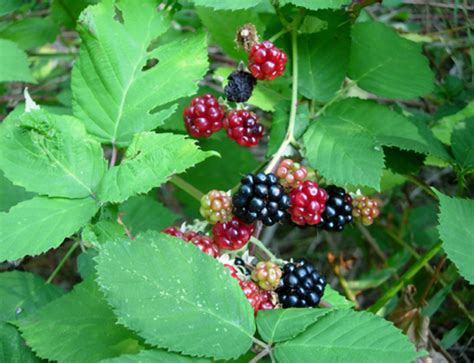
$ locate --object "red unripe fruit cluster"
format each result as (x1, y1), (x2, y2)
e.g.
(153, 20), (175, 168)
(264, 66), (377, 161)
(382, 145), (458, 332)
(288, 181), (328, 226)
(248, 41), (287, 81)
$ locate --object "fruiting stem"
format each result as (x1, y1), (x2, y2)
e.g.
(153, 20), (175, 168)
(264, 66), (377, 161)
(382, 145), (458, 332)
(45, 240), (80, 284)
(250, 347), (271, 363)
(170, 175), (204, 201)
(109, 144), (118, 168)
(269, 28), (289, 43)
(264, 26), (300, 174)
(250, 237), (285, 264)
(368, 240), (443, 314)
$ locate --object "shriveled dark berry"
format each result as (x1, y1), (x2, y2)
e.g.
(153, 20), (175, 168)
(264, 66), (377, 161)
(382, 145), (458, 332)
(224, 70), (257, 103)
(319, 185), (353, 232)
(233, 172), (290, 226)
(276, 258), (326, 308)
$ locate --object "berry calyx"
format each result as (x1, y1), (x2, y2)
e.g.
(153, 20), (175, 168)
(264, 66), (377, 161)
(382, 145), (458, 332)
(248, 41), (287, 81)
(288, 181), (328, 226)
(200, 190), (233, 224)
(319, 185), (353, 232)
(251, 261), (282, 291)
(352, 195), (380, 226)
(183, 94), (225, 138)
(276, 159), (309, 190)
(233, 172), (291, 226)
(189, 235), (220, 258)
(276, 258), (326, 308)
(224, 70), (257, 103)
(212, 217), (254, 250)
(223, 109), (265, 147)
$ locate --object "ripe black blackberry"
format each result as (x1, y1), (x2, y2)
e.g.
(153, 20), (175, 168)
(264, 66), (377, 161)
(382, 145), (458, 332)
(319, 185), (353, 232)
(233, 172), (290, 226)
(276, 258), (326, 308)
(224, 70), (257, 103)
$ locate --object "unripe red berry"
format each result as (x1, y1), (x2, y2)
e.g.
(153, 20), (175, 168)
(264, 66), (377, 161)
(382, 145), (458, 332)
(251, 261), (282, 291)
(212, 217), (254, 250)
(352, 195), (380, 226)
(183, 94), (225, 138)
(248, 41), (287, 80)
(189, 235), (220, 258)
(276, 159), (309, 190)
(223, 109), (265, 147)
(288, 181), (328, 226)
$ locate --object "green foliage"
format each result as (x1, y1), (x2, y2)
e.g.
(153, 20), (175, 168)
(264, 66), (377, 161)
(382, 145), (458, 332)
(257, 308), (332, 343)
(0, 197), (98, 261)
(51, 0), (98, 29)
(16, 279), (142, 363)
(0, 0), (31, 16)
(349, 21), (434, 99)
(0, 17), (59, 50)
(297, 10), (350, 101)
(451, 118), (474, 169)
(303, 115), (384, 189)
(0, 171), (35, 212)
(0, 39), (34, 83)
(119, 195), (179, 235)
(0, 109), (107, 198)
(436, 191), (474, 284)
(280, 0), (351, 10)
(0, 323), (39, 363)
(95, 231), (255, 360)
(102, 349), (211, 363)
(432, 101), (474, 144)
(273, 310), (420, 362)
(72, 0), (208, 146)
(190, 0), (265, 10)
(97, 132), (216, 203)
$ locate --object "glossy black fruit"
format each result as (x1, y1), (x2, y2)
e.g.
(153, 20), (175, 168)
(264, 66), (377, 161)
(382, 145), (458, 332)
(319, 185), (353, 232)
(276, 258), (326, 308)
(233, 172), (290, 226)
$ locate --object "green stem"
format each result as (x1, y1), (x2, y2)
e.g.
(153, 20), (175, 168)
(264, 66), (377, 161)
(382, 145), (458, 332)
(170, 176), (204, 201)
(249, 237), (285, 264)
(46, 241), (80, 284)
(405, 174), (438, 200)
(269, 28), (290, 43)
(264, 26), (300, 174)
(368, 241), (443, 314)
(312, 81), (354, 119)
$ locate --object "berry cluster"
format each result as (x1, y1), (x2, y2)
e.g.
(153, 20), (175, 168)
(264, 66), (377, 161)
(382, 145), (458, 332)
(288, 180), (328, 226)
(248, 41), (287, 81)
(183, 94), (224, 138)
(212, 217), (254, 250)
(233, 172), (291, 226)
(352, 195), (380, 226)
(276, 259), (326, 308)
(223, 110), (265, 147)
(276, 159), (309, 190)
(163, 227), (220, 258)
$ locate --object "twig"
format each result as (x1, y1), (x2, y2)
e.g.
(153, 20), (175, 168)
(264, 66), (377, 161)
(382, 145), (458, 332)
(109, 144), (118, 168)
(45, 241), (80, 284)
(250, 347), (271, 363)
(117, 214), (134, 240)
(356, 223), (388, 263)
(170, 176), (204, 201)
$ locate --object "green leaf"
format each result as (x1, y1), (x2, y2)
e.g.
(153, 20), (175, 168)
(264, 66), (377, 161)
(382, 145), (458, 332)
(347, 268), (396, 291)
(0, 17), (59, 50)
(72, 0), (209, 145)
(0, 39), (35, 83)
(16, 279), (142, 363)
(0, 0), (31, 16)
(274, 310), (419, 363)
(0, 323), (39, 363)
(191, 0), (264, 9)
(280, 0), (351, 10)
(0, 270), (63, 322)
(119, 195), (179, 235)
(196, 7), (265, 60)
(0, 196), (98, 262)
(325, 98), (448, 158)
(440, 321), (470, 349)
(51, 0), (98, 29)
(77, 249), (99, 279)
(257, 308), (332, 344)
(82, 220), (126, 246)
(432, 101), (474, 144)
(298, 10), (350, 101)
(101, 349), (211, 363)
(0, 171), (35, 212)
(95, 231), (255, 360)
(435, 191), (474, 284)
(303, 116), (384, 189)
(323, 286), (354, 309)
(0, 109), (106, 198)
(349, 21), (434, 99)
(98, 132), (216, 203)
(451, 118), (474, 169)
